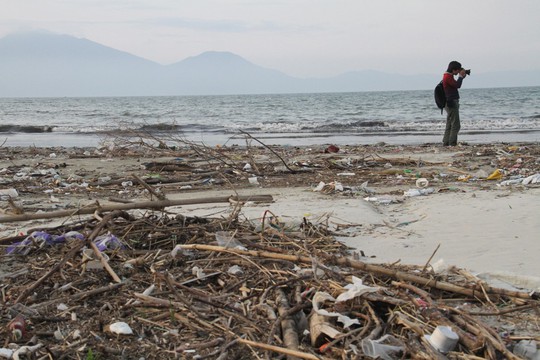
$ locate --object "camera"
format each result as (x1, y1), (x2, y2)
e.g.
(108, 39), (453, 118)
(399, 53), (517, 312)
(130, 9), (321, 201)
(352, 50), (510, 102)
(461, 68), (471, 75)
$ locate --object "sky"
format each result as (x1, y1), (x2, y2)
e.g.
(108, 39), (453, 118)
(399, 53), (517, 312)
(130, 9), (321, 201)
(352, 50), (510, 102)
(1, 0), (540, 78)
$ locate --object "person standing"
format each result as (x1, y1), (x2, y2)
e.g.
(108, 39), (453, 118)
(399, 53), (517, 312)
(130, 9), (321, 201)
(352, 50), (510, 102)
(442, 61), (468, 146)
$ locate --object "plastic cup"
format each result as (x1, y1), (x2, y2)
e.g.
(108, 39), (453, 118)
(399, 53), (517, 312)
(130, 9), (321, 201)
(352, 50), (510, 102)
(425, 326), (459, 353)
(361, 337), (403, 360)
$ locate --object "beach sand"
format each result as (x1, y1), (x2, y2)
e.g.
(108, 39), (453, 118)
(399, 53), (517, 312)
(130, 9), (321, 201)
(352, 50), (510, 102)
(1, 142), (539, 288)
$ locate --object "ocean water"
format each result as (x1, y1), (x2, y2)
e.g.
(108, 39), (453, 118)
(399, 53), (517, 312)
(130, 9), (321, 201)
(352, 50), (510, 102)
(1, 86), (539, 147)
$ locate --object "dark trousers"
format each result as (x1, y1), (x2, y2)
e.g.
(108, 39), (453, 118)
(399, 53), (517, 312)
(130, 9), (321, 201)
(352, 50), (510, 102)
(443, 100), (460, 146)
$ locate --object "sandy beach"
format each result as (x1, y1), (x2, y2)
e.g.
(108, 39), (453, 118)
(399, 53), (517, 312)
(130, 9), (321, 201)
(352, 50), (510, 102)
(1, 141), (539, 284)
(2, 140), (540, 359)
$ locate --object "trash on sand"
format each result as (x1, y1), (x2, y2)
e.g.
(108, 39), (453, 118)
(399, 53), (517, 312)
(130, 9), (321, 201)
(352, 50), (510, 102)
(522, 173), (540, 184)
(360, 180), (376, 194)
(336, 276), (378, 302)
(513, 339), (539, 359)
(106, 322), (133, 335)
(6, 231), (72, 255)
(312, 292), (360, 328)
(215, 231), (246, 250)
(0, 188), (19, 200)
(93, 233), (124, 252)
(0, 348), (14, 358)
(324, 144), (340, 153)
(403, 187), (435, 197)
(8, 315), (26, 341)
(415, 178), (429, 188)
(425, 326), (459, 353)
(499, 173), (540, 186)
(313, 181), (343, 193)
(486, 169), (504, 180)
(364, 196), (395, 205)
(361, 335), (405, 360)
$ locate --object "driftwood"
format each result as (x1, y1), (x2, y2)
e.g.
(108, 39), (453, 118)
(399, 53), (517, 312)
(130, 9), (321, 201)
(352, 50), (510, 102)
(178, 244), (539, 301)
(276, 288), (301, 360)
(237, 338), (320, 360)
(132, 173), (166, 200)
(2, 207), (537, 359)
(0, 194), (273, 223)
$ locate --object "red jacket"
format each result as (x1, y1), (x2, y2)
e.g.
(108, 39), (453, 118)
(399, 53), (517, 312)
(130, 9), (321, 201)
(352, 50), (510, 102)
(442, 72), (463, 101)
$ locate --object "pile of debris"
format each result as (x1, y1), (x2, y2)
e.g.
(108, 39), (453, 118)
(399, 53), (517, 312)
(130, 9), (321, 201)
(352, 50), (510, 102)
(1, 200), (539, 359)
(1, 141), (540, 359)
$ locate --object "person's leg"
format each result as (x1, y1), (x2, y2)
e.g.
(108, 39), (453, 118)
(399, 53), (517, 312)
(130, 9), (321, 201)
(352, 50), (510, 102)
(442, 106), (454, 146)
(448, 102), (460, 146)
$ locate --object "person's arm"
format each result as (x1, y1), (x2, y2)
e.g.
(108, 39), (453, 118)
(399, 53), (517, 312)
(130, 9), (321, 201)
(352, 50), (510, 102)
(443, 73), (463, 89)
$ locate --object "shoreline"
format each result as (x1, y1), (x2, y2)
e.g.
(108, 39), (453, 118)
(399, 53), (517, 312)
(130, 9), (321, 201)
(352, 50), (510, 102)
(2, 129), (540, 148)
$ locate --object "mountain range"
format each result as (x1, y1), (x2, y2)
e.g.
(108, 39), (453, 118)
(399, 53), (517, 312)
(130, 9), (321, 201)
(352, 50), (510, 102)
(1, 31), (539, 97)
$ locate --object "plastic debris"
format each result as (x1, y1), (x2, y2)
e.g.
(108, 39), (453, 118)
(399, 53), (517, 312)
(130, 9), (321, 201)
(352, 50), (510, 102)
(415, 178), (429, 188)
(522, 173), (540, 184)
(486, 169), (503, 180)
(8, 315), (26, 341)
(0, 348), (14, 359)
(336, 276), (378, 302)
(364, 196), (395, 205)
(6, 231), (72, 255)
(403, 188), (435, 197)
(215, 231), (246, 250)
(227, 265), (244, 276)
(362, 335), (405, 360)
(0, 188), (19, 200)
(93, 233), (124, 252)
(324, 145), (340, 153)
(497, 173), (540, 186)
(107, 322), (133, 335)
(425, 326), (459, 353)
(513, 339), (539, 359)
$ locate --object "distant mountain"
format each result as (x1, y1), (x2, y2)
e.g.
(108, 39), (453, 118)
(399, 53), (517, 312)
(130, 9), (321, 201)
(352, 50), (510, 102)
(0, 31), (539, 97)
(162, 51), (305, 94)
(0, 31), (164, 97)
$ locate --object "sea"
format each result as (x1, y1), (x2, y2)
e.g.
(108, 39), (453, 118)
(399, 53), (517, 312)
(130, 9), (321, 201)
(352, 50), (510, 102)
(1, 86), (539, 148)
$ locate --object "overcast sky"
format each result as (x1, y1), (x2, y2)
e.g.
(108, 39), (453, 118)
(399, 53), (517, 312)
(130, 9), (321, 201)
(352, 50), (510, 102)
(1, 0), (539, 78)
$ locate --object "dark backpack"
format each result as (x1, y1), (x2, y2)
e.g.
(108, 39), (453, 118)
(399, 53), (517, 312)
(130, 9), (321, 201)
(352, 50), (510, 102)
(434, 81), (446, 114)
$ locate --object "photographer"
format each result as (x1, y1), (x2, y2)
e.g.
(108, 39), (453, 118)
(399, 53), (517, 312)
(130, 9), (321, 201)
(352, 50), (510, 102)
(442, 61), (468, 146)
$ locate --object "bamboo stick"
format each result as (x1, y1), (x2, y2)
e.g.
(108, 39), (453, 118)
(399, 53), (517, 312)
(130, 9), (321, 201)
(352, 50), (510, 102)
(178, 244), (539, 300)
(237, 338), (320, 360)
(88, 241), (122, 283)
(0, 195), (273, 223)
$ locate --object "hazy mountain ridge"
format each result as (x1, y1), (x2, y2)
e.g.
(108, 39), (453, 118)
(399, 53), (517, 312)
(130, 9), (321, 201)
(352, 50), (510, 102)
(1, 31), (539, 97)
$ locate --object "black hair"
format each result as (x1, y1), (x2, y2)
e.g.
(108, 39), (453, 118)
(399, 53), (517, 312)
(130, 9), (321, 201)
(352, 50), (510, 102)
(447, 61), (462, 72)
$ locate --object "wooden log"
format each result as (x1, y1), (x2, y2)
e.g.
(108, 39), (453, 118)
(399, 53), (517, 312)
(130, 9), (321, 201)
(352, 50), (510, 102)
(309, 312), (341, 348)
(276, 289), (301, 360)
(0, 194), (273, 223)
